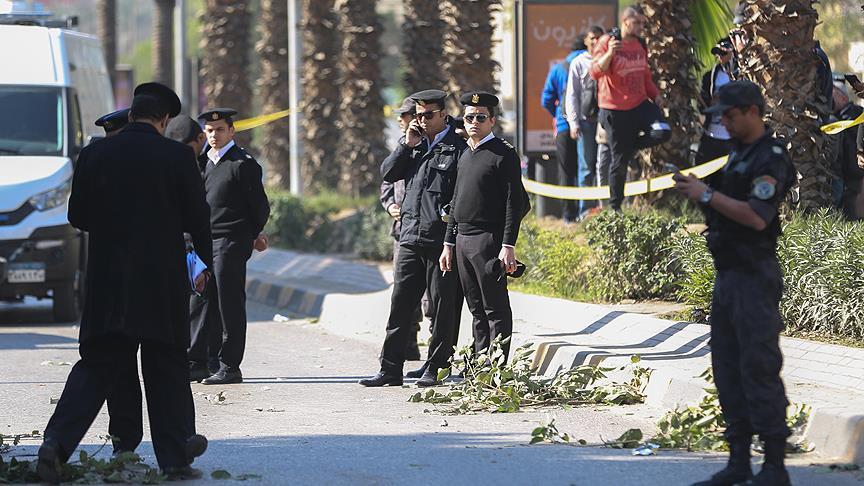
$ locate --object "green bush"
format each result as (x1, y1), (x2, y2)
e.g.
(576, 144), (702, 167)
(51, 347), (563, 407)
(584, 210), (682, 302)
(668, 230), (714, 313)
(516, 219), (592, 301)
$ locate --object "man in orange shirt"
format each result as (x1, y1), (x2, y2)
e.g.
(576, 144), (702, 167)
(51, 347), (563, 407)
(590, 5), (671, 211)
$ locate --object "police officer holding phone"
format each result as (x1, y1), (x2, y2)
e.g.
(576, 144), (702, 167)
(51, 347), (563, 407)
(675, 80), (795, 486)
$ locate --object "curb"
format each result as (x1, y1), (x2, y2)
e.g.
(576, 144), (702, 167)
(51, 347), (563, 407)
(245, 271), (864, 465)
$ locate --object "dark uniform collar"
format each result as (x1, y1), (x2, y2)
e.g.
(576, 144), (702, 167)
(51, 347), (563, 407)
(728, 125), (774, 167)
(123, 122), (161, 135)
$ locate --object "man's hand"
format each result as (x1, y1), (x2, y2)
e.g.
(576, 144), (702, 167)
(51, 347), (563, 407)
(439, 245), (453, 272)
(387, 203), (401, 220)
(405, 119), (423, 147)
(607, 38), (621, 53)
(194, 270), (210, 294)
(673, 173), (709, 201)
(498, 246), (517, 274)
(254, 233), (269, 252)
(569, 125), (580, 140)
(858, 152), (864, 171)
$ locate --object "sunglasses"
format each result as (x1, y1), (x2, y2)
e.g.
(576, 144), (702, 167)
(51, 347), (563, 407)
(464, 114), (490, 123)
(414, 109), (443, 120)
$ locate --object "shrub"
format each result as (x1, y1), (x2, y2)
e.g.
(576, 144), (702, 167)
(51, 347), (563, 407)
(516, 218), (592, 301)
(668, 230), (714, 314)
(584, 210), (682, 302)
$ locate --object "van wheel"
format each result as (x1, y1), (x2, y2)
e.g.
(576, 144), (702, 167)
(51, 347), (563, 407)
(53, 272), (82, 323)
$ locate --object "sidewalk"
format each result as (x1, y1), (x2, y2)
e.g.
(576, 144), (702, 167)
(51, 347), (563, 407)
(247, 248), (864, 465)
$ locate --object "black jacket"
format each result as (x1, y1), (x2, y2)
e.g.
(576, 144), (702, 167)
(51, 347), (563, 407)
(201, 144), (270, 241)
(68, 122), (212, 347)
(381, 127), (467, 247)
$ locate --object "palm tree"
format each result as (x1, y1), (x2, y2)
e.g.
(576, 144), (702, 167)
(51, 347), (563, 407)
(336, 0), (389, 197)
(96, 0), (117, 96)
(639, 0), (702, 173)
(402, 0), (446, 93)
(256, 0), (290, 188)
(152, 0), (175, 88)
(442, 0), (502, 103)
(200, 0), (254, 148)
(736, 0), (830, 210)
(301, 0), (341, 193)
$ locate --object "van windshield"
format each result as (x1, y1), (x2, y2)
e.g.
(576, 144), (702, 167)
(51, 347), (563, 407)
(0, 86), (63, 156)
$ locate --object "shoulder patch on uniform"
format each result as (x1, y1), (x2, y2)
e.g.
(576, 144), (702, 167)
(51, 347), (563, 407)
(771, 146), (783, 155)
(751, 175), (778, 200)
(245, 154), (253, 159)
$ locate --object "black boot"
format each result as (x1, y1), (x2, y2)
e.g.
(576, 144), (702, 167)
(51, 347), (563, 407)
(36, 438), (63, 485)
(743, 437), (790, 486)
(405, 361), (429, 379)
(405, 323), (421, 361)
(358, 371), (403, 387)
(691, 438), (752, 486)
(416, 366), (444, 387)
(201, 367), (243, 385)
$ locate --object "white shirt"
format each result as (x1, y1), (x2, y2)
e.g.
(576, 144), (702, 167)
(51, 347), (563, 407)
(467, 132), (496, 150)
(207, 140), (236, 165)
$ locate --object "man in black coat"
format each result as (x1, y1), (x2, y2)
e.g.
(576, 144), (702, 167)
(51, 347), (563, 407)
(37, 83), (211, 484)
(194, 108), (270, 385)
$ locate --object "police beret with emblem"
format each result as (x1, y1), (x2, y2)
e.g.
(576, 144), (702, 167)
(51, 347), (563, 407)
(133, 82), (182, 117)
(95, 108), (130, 133)
(197, 108), (238, 123)
(408, 89), (447, 107)
(460, 91), (499, 109)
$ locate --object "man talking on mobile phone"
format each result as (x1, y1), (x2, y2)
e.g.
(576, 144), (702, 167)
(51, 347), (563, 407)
(360, 90), (467, 388)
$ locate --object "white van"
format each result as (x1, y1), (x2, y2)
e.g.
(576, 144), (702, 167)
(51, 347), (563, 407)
(0, 2), (113, 321)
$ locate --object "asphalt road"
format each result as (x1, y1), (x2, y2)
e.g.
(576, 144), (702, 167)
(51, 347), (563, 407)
(0, 299), (860, 485)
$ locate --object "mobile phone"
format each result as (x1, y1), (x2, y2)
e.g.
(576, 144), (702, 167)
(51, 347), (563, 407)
(609, 27), (622, 41)
(845, 73), (863, 88)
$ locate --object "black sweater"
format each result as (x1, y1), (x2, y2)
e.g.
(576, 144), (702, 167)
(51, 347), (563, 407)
(202, 144), (270, 240)
(445, 137), (523, 246)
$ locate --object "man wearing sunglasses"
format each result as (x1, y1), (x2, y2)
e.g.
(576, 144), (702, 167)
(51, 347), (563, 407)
(361, 89), (467, 388)
(441, 92), (527, 364)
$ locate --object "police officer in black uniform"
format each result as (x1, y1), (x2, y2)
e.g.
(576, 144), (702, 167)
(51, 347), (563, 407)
(95, 108), (130, 137)
(195, 108), (270, 385)
(675, 80), (794, 486)
(360, 89), (467, 388)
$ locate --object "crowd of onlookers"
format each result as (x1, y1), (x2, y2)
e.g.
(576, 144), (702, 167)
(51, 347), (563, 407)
(542, 3), (864, 221)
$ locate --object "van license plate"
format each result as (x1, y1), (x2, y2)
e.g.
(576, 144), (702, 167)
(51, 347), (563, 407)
(8, 263), (46, 283)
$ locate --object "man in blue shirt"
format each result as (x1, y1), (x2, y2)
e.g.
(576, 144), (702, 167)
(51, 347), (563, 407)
(542, 38), (586, 222)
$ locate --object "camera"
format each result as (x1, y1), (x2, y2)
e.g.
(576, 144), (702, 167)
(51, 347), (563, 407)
(609, 27), (622, 41)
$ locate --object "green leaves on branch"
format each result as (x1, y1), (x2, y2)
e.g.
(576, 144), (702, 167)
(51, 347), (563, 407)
(407, 338), (651, 414)
(530, 417), (586, 445)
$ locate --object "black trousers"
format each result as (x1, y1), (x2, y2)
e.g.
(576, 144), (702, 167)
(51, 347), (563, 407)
(44, 335), (195, 469)
(380, 243), (460, 374)
(209, 236), (253, 371)
(105, 361), (142, 453)
(710, 259), (791, 442)
(455, 232), (513, 362)
(555, 130), (579, 222)
(187, 278), (222, 366)
(600, 101), (670, 210)
(695, 134), (733, 165)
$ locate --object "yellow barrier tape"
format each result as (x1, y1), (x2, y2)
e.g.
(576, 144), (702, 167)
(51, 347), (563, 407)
(523, 155), (729, 200)
(820, 110), (864, 135)
(234, 109), (292, 132)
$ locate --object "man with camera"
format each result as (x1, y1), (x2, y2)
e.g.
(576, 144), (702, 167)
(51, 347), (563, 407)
(361, 90), (467, 388)
(590, 5), (670, 211)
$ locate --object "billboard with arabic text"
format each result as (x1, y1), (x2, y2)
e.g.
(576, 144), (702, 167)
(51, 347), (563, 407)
(517, 0), (618, 154)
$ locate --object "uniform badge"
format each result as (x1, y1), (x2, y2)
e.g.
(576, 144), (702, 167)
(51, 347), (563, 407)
(211, 113), (218, 120)
(471, 93), (480, 104)
(772, 146), (783, 155)
(751, 175), (777, 200)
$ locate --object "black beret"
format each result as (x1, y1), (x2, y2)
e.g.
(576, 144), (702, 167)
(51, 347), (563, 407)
(133, 82), (181, 117)
(460, 91), (499, 109)
(95, 108), (130, 133)
(393, 97), (416, 115)
(165, 116), (203, 144)
(197, 108), (238, 123)
(409, 89), (447, 107)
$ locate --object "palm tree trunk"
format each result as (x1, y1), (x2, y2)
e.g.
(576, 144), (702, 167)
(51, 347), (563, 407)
(97, 0), (117, 97)
(402, 0), (446, 93)
(200, 0), (254, 148)
(256, 0), (290, 189)
(336, 0), (389, 197)
(737, 0), (830, 210)
(301, 0), (341, 193)
(442, 0), (502, 104)
(152, 0), (175, 88)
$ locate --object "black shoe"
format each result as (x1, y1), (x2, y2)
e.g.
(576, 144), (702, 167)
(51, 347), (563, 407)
(358, 372), (403, 387)
(405, 361), (429, 379)
(37, 439), (63, 485)
(416, 367), (443, 387)
(201, 369), (243, 385)
(162, 465), (203, 481)
(738, 463), (790, 486)
(691, 463), (753, 486)
(184, 434), (208, 464)
(189, 364), (211, 383)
